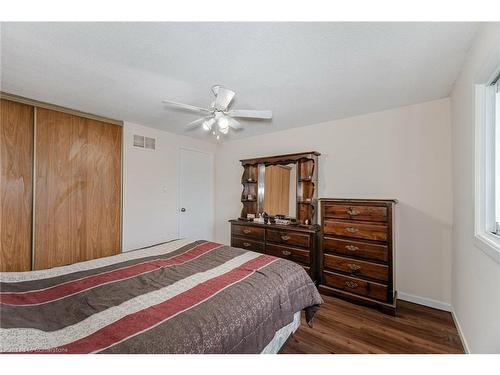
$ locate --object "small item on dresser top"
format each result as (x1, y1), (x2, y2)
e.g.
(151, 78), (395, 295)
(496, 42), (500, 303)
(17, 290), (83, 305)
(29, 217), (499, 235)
(254, 213), (265, 224)
(274, 218), (291, 225)
(246, 213), (255, 220)
(261, 212), (273, 225)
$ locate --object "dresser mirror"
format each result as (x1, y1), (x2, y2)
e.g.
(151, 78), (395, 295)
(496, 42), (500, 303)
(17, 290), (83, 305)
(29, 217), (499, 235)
(263, 163), (297, 217)
(239, 151), (320, 225)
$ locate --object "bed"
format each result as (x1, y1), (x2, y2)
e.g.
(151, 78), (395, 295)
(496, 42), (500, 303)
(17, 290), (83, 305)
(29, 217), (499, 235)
(0, 239), (322, 353)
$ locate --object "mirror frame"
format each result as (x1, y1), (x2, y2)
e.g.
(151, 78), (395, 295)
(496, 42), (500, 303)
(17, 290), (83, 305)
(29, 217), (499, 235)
(239, 151), (320, 225)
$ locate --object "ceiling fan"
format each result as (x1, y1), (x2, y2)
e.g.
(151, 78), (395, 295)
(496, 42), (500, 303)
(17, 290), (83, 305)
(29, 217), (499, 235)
(162, 85), (272, 139)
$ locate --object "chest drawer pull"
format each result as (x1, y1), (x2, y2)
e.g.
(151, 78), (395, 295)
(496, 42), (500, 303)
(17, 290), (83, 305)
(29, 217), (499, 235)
(347, 263), (361, 272)
(282, 250), (291, 256)
(345, 281), (359, 289)
(345, 244), (359, 251)
(345, 227), (359, 233)
(280, 235), (291, 241)
(243, 242), (251, 247)
(347, 208), (360, 216)
(243, 229), (252, 234)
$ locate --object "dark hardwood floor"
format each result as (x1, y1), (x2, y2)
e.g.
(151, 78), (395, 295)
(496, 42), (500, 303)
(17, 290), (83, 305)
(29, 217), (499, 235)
(281, 295), (464, 354)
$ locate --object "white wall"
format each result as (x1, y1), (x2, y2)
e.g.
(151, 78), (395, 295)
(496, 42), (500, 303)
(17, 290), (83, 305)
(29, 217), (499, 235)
(215, 98), (453, 306)
(122, 122), (217, 251)
(450, 23), (500, 353)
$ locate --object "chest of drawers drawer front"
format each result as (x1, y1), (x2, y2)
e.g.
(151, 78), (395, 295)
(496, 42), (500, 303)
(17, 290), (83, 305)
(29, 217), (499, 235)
(266, 229), (310, 248)
(231, 236), (265, 253)
(231, 225), (265, 240)
(323, 203), (387, 222)
(323, 236), (388, 262)
(323, 219), (388, 242)
(266, 243), (310, 266)
(323, 253), (389, 282)
(322, 271), (388, 301)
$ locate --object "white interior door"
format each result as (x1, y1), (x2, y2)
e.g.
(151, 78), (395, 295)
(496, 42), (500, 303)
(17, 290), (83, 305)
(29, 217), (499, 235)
(178, 148), (214, 240)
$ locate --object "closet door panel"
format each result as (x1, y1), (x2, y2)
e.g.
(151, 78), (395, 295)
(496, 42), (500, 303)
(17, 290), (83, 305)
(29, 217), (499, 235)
(35, 108), (121, 269)
(83, 116), (122, 262)
(0, 99), (33, 271)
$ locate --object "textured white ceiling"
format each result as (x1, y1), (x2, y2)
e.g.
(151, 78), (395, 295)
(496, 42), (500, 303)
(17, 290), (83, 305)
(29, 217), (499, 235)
(0, 22), (478, 141)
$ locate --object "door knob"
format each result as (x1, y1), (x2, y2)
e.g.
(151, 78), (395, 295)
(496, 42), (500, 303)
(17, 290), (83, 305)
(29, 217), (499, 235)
(180, 208), (186, 212)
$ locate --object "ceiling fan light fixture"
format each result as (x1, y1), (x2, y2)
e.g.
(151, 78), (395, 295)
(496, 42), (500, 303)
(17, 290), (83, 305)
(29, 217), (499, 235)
(218, 116), (229, 131)
(202, 118), (215, 131)
(202, 121), (211, 131)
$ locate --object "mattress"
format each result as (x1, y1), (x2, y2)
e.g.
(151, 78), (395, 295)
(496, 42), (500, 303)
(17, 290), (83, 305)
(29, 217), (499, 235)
(0, 239), (322, 353)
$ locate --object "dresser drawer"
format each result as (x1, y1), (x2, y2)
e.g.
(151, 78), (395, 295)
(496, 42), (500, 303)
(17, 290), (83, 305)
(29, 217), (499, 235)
(323, 253), (388, 282)
(231, 225), (265, 240)
(323, 219), (388, 242)
(266, 229), (310, 248)
(322, 271), (388, 301)
(323, 203), (387, 222)
(266, 243), (310, 266)
(323, 236), (388, 262)
(231, 236), (265, 253)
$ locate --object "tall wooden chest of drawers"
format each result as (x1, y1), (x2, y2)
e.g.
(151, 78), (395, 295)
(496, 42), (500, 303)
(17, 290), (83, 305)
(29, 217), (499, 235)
(318, 199), (397, 314)
(229, 220), (319, 281)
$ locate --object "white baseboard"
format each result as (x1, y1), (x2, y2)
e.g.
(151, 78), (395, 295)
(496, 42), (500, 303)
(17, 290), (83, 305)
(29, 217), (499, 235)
(451, 308), (471, 354)
(397, 291), (452, 312)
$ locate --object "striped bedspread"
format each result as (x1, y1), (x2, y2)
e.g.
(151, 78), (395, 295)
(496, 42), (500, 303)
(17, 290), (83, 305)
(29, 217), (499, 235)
(0, 239), (322, 353)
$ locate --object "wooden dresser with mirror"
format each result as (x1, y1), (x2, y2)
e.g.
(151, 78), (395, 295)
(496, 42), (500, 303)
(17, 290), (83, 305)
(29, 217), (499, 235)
(230, 151), (320, 281)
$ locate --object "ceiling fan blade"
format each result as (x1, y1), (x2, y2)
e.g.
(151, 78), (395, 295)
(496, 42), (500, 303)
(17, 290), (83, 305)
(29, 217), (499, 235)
(226, 109), (272, 119)
(227, 117), (243, 130)
(185, 116), (211, 128)
(162, 99), (212, 114)
(213, 86), (236, 111)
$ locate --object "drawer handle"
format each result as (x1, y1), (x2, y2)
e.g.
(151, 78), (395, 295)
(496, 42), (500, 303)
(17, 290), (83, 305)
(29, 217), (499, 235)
(243, 242), (251, 247)
(280, 235), (291, 241)
(243, 229), (251, 234)
(347, 208), (360, 216)
(282, 250), (291, 256)
(345, 227), (359, 233)
(345, 281), (358, 289)
(347, 263), (361, 272)
(345, 245), (359, 251)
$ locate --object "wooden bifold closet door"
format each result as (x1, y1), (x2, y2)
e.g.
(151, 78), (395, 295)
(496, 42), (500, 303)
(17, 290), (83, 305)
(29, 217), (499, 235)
(0, 99), (34, 272)
(34, 108), (121, 269)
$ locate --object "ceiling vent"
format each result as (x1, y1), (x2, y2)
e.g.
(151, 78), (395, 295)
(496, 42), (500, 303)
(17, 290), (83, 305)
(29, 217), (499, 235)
(133, 135), (156, 150)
